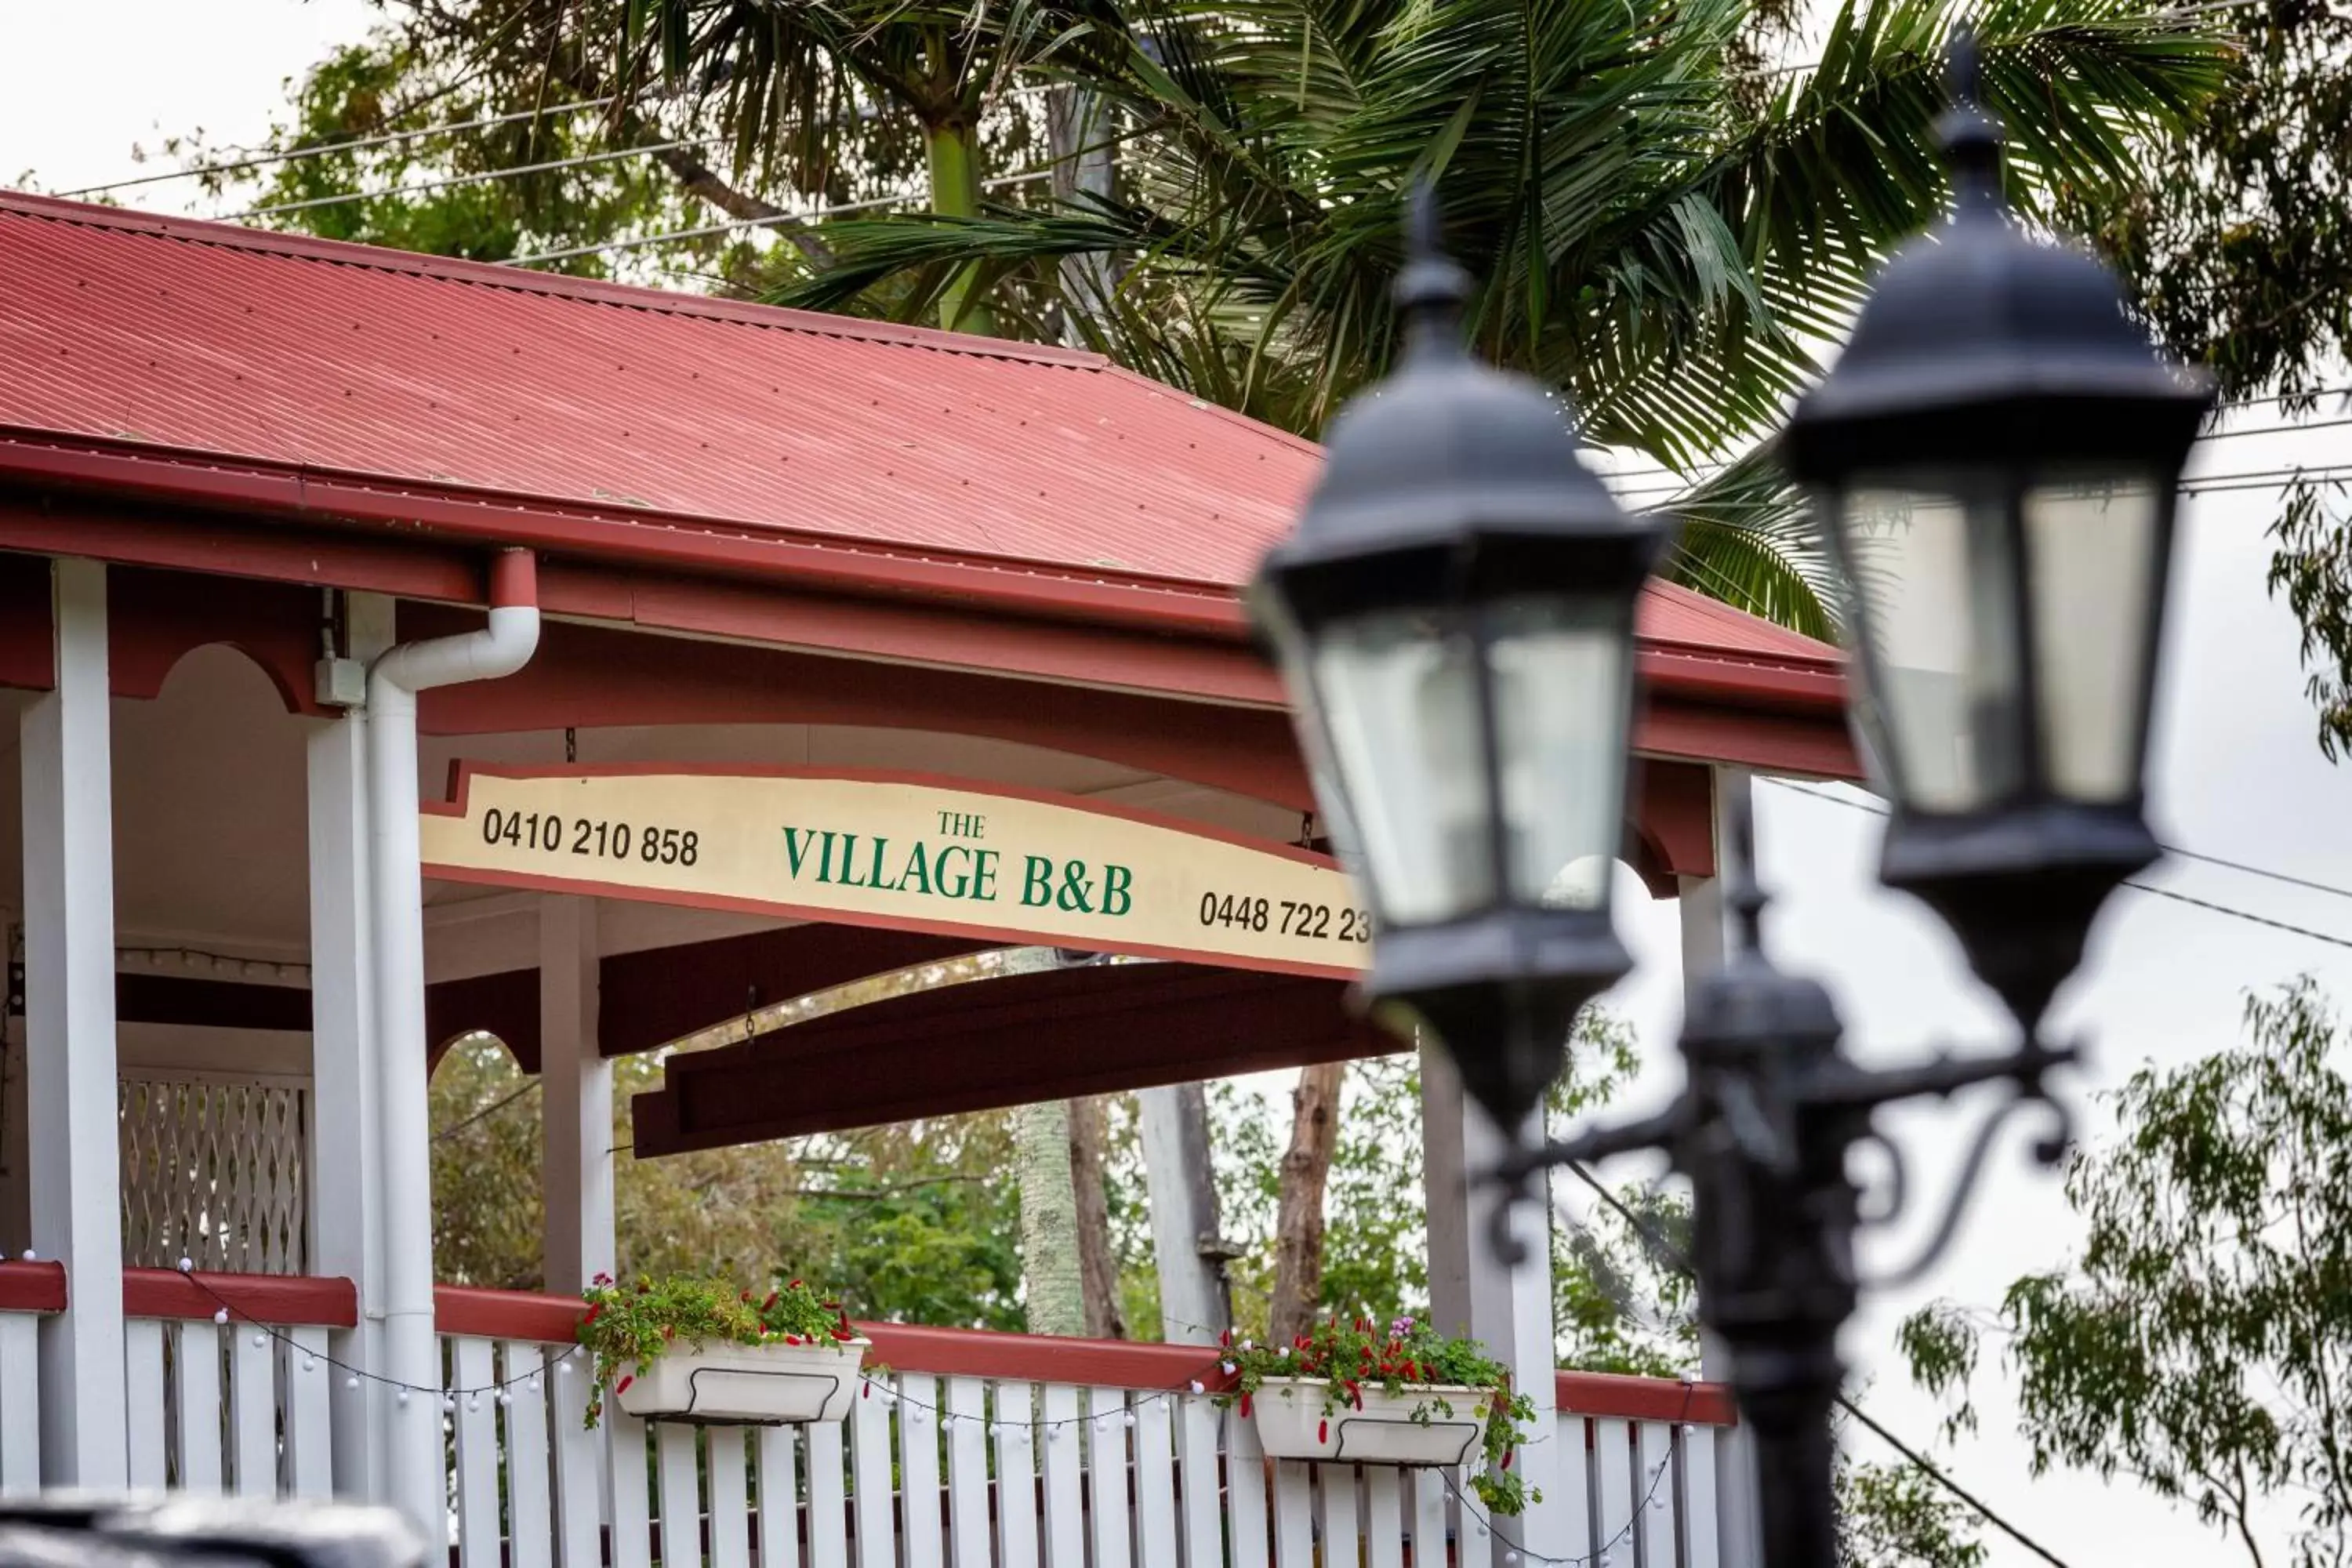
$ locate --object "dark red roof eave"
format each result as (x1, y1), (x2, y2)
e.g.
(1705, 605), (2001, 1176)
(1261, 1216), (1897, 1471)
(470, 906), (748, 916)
(0, 426), (1252, 640)
(0, 425), (1849, 716)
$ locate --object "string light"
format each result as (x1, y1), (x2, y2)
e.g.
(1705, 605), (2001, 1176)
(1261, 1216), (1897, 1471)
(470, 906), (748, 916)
(114, 945), (310, 985)
(170, 1261), (581, 1399)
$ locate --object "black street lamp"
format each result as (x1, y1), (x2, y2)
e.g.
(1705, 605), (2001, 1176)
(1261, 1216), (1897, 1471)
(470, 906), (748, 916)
(1779, 35), (2214, 1036)
(1250, 188), (1675, 1139)
(1251, 34), (2215, 1568)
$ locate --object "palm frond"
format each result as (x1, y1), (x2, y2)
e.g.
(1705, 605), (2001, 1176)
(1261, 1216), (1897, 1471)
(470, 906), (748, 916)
(1657, 444), (1841, 641)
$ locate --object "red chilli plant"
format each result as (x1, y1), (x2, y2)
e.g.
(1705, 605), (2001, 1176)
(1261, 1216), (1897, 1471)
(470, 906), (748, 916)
(575, 1272), (851, 1428)
(1218, 1314), (1541, 1515)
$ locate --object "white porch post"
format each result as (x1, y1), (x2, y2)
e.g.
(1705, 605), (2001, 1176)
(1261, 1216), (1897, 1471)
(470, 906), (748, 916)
(1421, 1042), (1570, 1563)
(539, 896), (612, 1297)
(309, 591), (395, 1502)
(20, 557), (127, 1486)
(1681, 765), (1764, 1568)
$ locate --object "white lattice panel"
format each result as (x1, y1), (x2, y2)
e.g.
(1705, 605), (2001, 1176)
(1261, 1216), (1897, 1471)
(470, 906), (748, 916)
(119, 1074), (310, 1274)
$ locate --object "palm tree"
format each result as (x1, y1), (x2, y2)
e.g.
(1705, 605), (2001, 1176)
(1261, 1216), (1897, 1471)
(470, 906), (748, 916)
(775, 0), (2234, 633)
(550, 0), (1132, 332)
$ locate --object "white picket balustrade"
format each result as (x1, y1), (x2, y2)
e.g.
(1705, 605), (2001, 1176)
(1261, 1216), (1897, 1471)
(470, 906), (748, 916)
(4, 1269), (1743, 1568)
(118, 1270), (345, 1501)
(514, 1364), (1731, 1568)
(0, 1276), (50, 1497)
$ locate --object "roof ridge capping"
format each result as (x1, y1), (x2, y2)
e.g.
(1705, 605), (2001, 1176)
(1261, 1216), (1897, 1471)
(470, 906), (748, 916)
(0, 188), (1109, 369)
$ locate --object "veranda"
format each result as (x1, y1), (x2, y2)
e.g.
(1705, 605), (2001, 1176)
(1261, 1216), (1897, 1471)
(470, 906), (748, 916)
(0, 192), (1853, 1567)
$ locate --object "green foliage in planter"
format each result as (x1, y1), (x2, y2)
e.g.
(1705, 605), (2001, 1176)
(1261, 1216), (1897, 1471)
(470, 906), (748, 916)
(575, 1272), (857, 1427)
(1221, 1315), (1540, 1515)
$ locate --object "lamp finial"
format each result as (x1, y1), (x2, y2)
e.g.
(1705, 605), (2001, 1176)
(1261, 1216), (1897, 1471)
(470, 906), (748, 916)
(1394, 180), (1471, 359)
(1939, 26), (2003, 215)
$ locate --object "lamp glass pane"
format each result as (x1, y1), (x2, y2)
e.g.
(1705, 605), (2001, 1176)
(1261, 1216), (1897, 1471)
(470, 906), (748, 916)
(2024, 470), (2161, 804)
(1835, 481), (2025, 814)
(1311, 609), (1492, 925)
(1486, 594), (1630, 909)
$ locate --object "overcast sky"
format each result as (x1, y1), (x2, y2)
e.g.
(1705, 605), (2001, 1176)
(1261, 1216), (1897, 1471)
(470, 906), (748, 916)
(8, 6), (2350, 1565)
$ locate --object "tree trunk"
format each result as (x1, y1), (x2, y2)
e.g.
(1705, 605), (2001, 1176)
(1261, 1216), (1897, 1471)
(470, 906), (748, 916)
(924, 118), (995, 336)
(1047, 84), (1116, 347)
(1268, 1062), (1345, 1345)
(1068, 1094), (1125, 1338)
(1015, 1098), (1085, 1336)
(648, 145), (835, 268)
(1137, 1081), (1230, 1344)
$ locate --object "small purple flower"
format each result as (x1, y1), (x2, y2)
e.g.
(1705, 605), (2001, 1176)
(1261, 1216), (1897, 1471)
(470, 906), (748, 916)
(1390, 1316), (1416, 1335)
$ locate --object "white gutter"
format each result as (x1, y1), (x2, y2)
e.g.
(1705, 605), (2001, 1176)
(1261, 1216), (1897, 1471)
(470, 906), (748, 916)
(367, 550), (541, 1540)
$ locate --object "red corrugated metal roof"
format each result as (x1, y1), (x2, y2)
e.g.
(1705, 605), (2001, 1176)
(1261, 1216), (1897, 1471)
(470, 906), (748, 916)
(0, 191), (1839, 676)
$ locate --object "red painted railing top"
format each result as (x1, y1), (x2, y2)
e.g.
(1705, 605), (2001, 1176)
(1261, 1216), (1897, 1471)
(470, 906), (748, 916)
(2, 1265), (1743, 1426)
(122, 1268), (358, 1328)
(435, 1285), (590, 1345)
(1555, 1368), (1737, 1427)
(419, 1282), (1739, 1425)
(0, 1260), (66, 1313)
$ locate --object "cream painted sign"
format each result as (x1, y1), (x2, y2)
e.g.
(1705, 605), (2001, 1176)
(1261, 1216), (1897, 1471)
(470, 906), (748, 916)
(422, 765), (1370, 978)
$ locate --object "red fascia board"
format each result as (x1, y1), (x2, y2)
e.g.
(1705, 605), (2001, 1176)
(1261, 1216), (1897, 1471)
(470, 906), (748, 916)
(1556, 1370), (1737, 1427)
(0, 494), (484, 604)
(1639, 645), (1846, 713)
(436, 1285), (591, 1344)
(0, 431), (1852, 700)
(0, 431), (1250, 639)
(122, 1268), (358, 1327)
(0, 1260), (66, 1312)
(1639, 700), (1861, 779)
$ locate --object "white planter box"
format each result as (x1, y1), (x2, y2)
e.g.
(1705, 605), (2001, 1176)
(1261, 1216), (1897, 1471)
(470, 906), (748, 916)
(615, 1337), (869, 1425)
(1247, 1376), (1489, 1466)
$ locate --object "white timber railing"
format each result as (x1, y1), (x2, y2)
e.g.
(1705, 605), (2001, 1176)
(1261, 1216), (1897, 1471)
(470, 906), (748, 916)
(121, 1267), (346, 1497)
(0, 1269), (1742, 1568)
(0, 1261), (57, 1496)
(436, 1301), (1743, 1568)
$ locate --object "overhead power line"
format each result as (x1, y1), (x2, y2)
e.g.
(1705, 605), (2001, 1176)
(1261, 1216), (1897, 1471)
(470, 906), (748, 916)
(56, 96), (626, 199)
(1764, 779), (2352, 952)
(1606, 456), (2352, 505)
(56, 79), (1063, 205)
(1605, 434), (2352, 500)
(496, 168), (1054, 267)
(230, 137), (713, 220)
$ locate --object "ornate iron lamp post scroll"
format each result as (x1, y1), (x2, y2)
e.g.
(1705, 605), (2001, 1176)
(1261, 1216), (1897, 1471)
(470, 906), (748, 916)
(1250, 34), (2213, 1568)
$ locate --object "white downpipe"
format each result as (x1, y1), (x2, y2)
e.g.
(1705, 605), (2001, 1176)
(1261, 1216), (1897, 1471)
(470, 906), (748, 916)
(368, 551), (540, 1540)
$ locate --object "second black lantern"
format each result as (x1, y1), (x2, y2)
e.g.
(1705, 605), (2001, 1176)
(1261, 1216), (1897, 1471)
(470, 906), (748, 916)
(1250, 192), (1675, 1134)
(1779, 38), (2215, 1034)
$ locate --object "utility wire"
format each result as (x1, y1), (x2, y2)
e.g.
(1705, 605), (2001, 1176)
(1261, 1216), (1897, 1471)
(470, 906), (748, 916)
(498, 169), (1054, 267)
(55, 79), (1061, 205)
(231, 137), (713, 220)
(54, 96), (626, 198)
(1764, 779), (2352, 952)
(1554, 1163), (2075, 1568)
(1602, 409), (2352, 495)
(1606, 453), (2352, 504)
